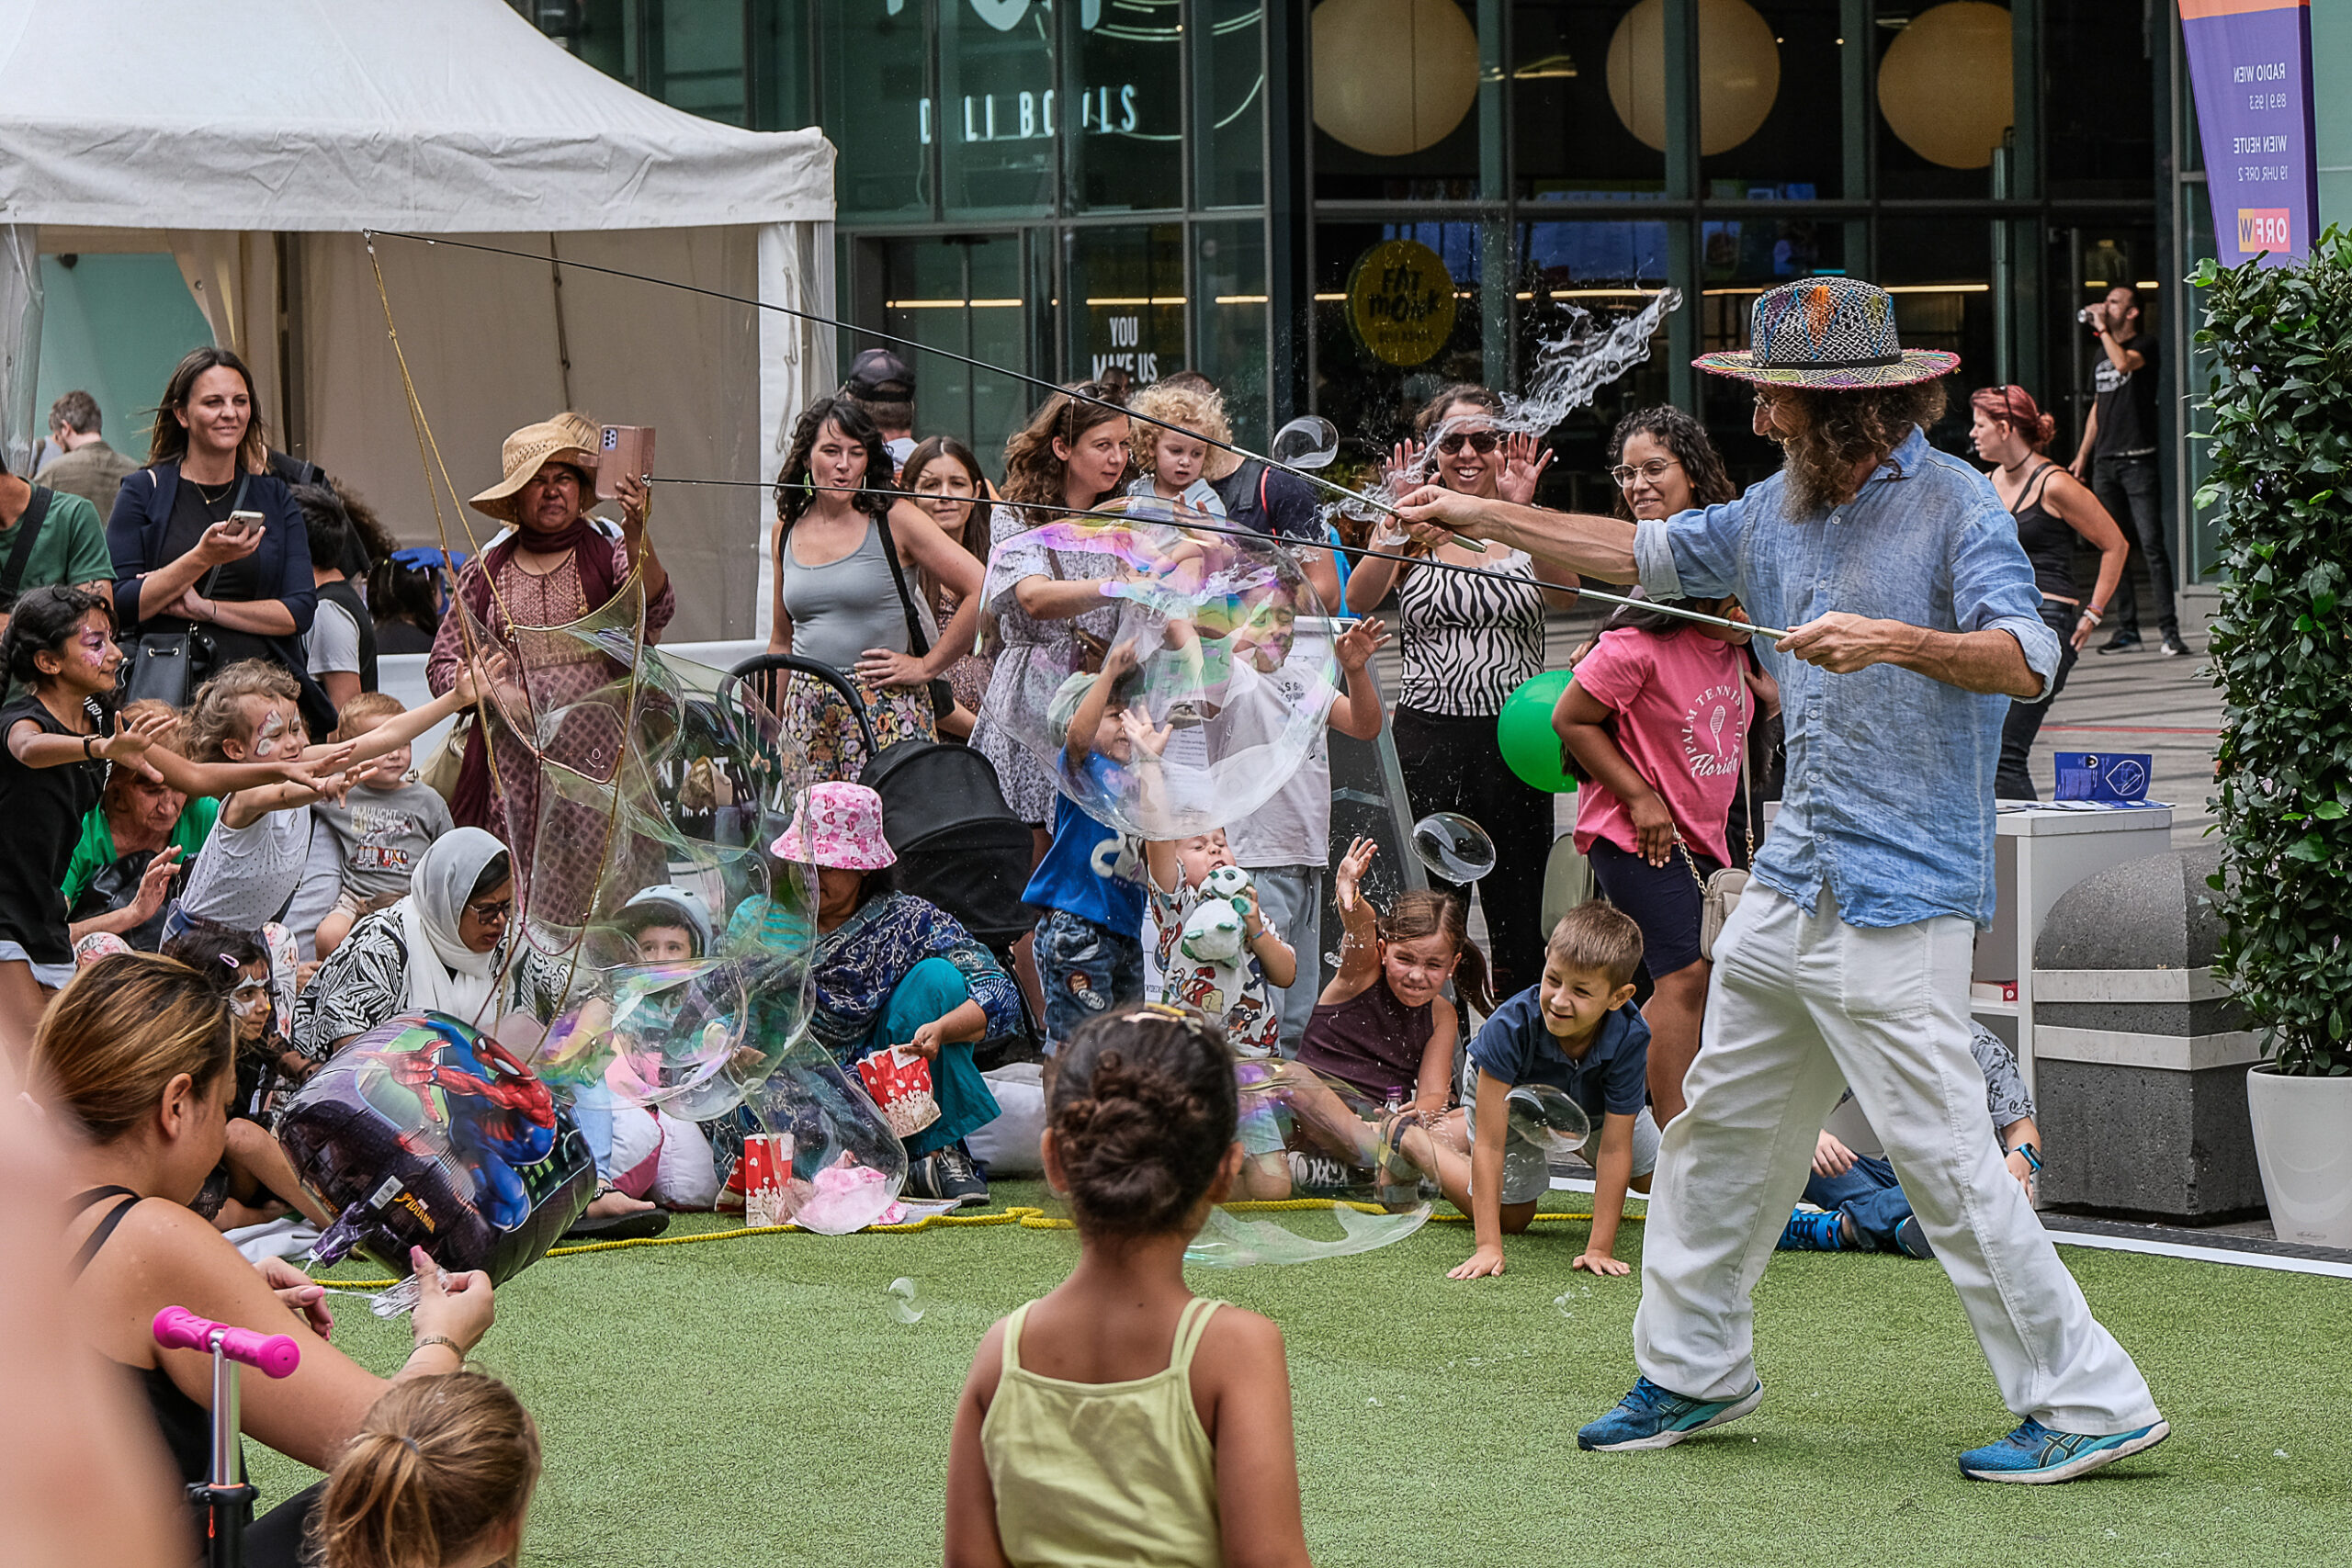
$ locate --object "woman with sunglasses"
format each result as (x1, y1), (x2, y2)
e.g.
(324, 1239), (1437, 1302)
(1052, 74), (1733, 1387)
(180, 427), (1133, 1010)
(1967, 385), (2129, 800)
(1344, 385), (1579, 997)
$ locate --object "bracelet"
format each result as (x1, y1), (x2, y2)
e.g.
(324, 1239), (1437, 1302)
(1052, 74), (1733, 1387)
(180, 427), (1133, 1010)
(2010, 1142), (2042, 1173)
(83, 734), (97, 760)
(412, 1334), (464, 1363)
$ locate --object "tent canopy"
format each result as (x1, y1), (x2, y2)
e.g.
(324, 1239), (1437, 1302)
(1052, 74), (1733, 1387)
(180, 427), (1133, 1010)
(0, 0), (831, 231)
(0, 0), (834, 642)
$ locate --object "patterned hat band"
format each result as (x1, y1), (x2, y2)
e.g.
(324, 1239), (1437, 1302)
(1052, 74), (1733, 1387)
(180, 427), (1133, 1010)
(1758, 350), (1904, 370)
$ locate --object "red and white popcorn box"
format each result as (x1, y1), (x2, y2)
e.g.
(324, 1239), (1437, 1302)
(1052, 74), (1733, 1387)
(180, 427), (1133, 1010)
(856, 1046), (943, 1140)
(739, 1132), (797, 1228)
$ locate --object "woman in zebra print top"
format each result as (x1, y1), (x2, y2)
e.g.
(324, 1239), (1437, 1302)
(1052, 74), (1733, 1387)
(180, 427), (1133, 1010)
(1344, 385), (1582, 998)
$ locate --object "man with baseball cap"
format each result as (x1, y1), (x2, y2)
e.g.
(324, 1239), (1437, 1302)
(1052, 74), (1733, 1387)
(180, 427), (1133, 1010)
(1396, 276), (2165, 1483)
(843, 347), (918, 477)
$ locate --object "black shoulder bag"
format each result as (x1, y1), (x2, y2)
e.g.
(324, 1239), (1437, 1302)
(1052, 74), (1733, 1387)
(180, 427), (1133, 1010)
(872, 509), (956, 723)
(0, 483), (54, 614)
(123, 474), (243, 710)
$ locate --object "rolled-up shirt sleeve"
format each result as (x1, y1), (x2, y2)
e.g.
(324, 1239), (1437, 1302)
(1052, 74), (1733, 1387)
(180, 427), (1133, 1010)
(1637, 496), (1748, 604)
(1951, 509), (2061, 697)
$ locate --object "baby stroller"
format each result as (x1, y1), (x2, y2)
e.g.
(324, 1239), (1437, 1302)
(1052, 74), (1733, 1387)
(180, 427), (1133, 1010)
(720, 654), (1045, 1064)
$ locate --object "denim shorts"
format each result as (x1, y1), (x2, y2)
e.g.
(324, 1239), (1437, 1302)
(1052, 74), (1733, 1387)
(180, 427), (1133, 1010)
(1587, 837), (1719, 979)
(1035, 908), (1144, 1049)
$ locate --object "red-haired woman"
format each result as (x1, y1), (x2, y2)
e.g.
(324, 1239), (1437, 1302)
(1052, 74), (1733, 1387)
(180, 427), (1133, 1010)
(1967, 386), (2130, 801)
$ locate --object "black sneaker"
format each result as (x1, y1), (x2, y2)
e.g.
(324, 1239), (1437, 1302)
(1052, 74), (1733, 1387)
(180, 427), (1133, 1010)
(907, 1144), (990, 1208)
(2159, 633), (2191, 657)
(2095, 634), (2143, 655)
(1893, 1215), (1935, 1259)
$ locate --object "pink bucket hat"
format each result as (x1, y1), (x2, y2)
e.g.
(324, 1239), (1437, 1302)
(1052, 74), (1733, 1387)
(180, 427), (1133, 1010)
(772, 782), (898, 872)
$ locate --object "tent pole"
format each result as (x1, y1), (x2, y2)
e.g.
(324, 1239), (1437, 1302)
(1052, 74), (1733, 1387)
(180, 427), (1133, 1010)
(549, 234), (575, 410)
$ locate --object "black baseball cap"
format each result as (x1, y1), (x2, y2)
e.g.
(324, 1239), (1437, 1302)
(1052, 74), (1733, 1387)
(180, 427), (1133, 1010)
(845, 348), (915, 400)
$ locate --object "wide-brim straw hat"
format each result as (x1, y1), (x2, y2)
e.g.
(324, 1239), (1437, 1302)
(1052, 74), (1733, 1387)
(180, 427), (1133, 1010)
(1693, 277), (1958, 389)
(468, 412), (603, 523)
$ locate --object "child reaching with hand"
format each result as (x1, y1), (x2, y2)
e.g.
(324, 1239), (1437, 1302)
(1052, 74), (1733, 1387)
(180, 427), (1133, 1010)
(1144, 828), (1294, 1058)
(0, 586), (338, 1041)
(1446, 901), (1658, 1282)
(944, 1007), (1311, 1568)
(312, 693), (456, 957)
(314, 1371), (540, 1568)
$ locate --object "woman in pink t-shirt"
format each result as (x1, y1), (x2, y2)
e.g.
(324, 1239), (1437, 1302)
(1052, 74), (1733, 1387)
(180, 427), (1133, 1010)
(1549, 405), (1774, 1122)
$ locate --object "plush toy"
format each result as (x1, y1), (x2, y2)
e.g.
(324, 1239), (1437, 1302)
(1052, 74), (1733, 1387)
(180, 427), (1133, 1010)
(1177, 865), (1257, 1017)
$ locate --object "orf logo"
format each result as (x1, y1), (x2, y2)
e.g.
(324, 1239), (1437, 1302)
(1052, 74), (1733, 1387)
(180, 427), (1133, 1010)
(2237, 209), (2292, 254)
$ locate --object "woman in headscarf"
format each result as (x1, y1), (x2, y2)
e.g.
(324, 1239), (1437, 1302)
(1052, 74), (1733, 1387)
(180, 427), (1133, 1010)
(291, 828), (662, 1234)
(426, 415), (674, 927)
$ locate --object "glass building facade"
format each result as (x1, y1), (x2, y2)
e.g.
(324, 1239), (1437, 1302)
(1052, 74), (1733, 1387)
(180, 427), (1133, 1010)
(529, 0), (2181, 565)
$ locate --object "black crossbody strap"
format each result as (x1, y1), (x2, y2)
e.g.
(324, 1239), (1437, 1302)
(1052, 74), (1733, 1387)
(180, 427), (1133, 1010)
(871, 509), (933, 659)
(2, 484), (54, 601)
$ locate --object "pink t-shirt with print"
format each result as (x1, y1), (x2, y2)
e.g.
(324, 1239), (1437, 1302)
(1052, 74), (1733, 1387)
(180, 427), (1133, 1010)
(1569, 626), (1750, 865)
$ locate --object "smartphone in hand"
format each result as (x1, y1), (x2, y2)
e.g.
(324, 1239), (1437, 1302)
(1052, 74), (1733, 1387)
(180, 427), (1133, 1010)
(227, 509), (266, 533)
(596, 426), (655, 500)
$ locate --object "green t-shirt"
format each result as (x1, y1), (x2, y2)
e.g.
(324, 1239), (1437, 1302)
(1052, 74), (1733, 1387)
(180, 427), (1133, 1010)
(0, 487), (116, 602)
(61, 794), (220, 908)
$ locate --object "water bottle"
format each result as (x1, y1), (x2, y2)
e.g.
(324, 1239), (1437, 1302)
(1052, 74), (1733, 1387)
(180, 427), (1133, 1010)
(1374, 1086), (1409, 1205)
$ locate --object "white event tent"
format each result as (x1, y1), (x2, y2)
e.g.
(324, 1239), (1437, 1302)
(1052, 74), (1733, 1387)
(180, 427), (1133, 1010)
(0, 0), (836, 640)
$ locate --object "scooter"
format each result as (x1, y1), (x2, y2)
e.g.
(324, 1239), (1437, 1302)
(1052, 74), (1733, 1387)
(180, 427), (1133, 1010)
(153, 1305), (303, 1568)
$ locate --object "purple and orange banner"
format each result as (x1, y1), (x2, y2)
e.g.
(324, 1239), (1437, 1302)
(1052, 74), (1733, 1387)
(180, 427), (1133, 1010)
(2179, 0), (2319, 266)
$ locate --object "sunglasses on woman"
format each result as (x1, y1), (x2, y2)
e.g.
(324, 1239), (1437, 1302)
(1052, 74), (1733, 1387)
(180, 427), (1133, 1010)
(1434, 431), (1499, 456)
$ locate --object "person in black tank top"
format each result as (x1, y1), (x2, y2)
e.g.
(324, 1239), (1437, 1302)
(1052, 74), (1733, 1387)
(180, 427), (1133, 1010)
(1967, 387), (2132, 800)
(42, 953), (502, 1568)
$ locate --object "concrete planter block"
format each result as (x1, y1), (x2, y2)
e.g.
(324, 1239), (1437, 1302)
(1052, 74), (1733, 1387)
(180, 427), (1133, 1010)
(2030, 845), (2265, 1222)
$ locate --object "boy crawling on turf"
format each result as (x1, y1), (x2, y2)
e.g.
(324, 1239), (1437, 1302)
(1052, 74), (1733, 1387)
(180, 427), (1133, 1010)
(1447, 901), (1658, 1280)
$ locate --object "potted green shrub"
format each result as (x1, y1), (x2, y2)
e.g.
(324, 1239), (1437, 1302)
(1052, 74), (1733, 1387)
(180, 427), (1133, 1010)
(2197, 226), (2352, 1248)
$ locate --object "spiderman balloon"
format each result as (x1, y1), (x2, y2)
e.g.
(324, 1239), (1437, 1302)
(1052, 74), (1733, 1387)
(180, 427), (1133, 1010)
(278, 1013), (597, 1285)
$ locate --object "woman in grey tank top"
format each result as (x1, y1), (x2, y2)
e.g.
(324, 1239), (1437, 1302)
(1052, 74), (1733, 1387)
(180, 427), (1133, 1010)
(770, 398), (984, 779)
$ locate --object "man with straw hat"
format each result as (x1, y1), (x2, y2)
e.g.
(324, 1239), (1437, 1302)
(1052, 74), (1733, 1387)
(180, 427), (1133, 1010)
(1396, 276), (2165, 1483)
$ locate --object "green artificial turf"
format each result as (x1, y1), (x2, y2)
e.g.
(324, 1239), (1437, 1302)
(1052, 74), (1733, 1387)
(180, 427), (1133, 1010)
(255, 1184), (2352, 1566)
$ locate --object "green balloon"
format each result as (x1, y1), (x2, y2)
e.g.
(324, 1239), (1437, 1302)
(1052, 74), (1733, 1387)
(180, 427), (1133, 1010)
(1496, 669), (1578, 794)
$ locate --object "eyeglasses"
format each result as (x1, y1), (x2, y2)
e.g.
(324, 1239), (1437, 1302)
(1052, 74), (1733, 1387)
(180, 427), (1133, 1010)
(465, 897), (514, 926)
(1434, 431), (1499, 456)
(1610, 457), (1684, 488)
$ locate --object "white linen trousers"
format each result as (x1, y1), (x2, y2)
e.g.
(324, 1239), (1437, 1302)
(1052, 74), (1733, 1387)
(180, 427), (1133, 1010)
(1632, 884), (2159, 1434)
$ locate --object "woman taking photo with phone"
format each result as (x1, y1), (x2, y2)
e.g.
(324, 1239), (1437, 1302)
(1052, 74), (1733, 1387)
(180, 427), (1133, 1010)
(107, 347), (331, 733)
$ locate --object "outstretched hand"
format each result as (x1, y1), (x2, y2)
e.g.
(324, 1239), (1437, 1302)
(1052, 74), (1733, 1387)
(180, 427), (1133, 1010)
(1498, 434), (1555, 504)
(1775, 612), (1897, 673)
(1334, 836), (1377, 919)
(1333, 615), (1389, 674)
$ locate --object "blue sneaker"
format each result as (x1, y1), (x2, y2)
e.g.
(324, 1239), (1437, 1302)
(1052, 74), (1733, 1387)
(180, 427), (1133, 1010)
(1577, 1377), (1764, 1450)
(1958, 1417), (2170, 1483)
(1778, 1207), (1845, 1252)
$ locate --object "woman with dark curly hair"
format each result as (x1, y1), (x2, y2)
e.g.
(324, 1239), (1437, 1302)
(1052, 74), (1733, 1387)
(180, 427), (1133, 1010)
(769, 397), (983, 780)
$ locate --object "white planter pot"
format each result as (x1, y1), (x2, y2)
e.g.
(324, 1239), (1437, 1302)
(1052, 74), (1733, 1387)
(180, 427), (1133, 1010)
(2245, 1065), (2352, 1250)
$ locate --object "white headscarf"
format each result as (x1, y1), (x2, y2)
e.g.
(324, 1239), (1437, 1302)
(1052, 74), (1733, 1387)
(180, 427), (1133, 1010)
(397, 827), (509, 1025)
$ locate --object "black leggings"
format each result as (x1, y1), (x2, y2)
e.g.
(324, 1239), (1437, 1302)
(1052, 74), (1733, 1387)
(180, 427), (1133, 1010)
(1391, 705), (1555, 997)
(1996, 600), (2081, 801)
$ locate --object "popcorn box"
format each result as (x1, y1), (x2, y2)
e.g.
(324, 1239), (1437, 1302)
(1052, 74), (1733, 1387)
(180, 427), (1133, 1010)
(857, 1046), (943, 1140)
(740, 1133), (797, 1228)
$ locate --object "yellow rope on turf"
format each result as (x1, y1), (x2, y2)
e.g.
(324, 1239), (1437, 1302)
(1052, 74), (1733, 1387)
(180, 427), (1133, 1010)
(312, 1200), (1645, 1287)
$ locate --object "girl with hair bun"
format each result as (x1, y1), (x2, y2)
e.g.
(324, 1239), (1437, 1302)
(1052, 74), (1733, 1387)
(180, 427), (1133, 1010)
(1967, 386), (2131, 800)
(944, 1008), (1310, 1568)
(313, 1372), (540, 1568)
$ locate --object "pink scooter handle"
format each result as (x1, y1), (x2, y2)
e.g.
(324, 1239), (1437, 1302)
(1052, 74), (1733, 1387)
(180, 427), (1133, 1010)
(153, 1306), (301, 1380)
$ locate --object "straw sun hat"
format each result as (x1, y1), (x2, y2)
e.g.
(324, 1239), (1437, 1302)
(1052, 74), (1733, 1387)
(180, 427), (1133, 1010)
(468, 412), (603, 523)
(1693, 276), (1958, 389)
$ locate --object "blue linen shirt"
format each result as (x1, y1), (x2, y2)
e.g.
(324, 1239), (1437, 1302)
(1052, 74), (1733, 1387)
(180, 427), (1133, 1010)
(1632, 425), (2058, 929)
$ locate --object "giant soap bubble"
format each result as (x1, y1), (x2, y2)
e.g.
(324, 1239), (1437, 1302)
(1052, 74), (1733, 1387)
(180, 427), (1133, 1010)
(982, 508), (1340, 840)
(1188, 1060), (1444, 1268)
(278, 1012), (598, 1285)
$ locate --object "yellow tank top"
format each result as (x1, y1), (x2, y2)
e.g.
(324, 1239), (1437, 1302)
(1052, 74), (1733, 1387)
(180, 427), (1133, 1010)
(980, 1295), (1226, 1568)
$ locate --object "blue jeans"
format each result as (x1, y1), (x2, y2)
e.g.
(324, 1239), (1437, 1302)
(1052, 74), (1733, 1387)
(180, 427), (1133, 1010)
(1034, 908), (1143, 1051)
(1801, 1155), (1915, 1252)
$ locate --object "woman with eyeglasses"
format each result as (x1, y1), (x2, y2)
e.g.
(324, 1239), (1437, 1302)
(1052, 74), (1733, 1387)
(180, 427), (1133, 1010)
(1967, 386), (2130, 800)
(1342, 384), (1579, 998)
(973, 384), (1134, 850)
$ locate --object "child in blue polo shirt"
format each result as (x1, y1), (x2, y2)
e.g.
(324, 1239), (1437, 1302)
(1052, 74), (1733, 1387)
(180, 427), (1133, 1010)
(1023, 653), (1150, 1050)
(1447, 900), (1658, 1281)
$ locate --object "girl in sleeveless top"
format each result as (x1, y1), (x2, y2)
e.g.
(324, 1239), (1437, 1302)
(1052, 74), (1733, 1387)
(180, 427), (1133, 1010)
(944, 1008), (1310, 1568)
(1967, 388), (2131, 801)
